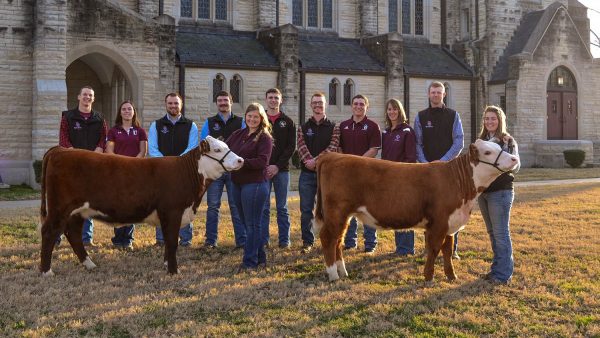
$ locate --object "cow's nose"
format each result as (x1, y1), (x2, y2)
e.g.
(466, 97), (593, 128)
(237, 158), (243, 163)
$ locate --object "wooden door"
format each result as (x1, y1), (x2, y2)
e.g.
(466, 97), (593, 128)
(562, 92), (578, 139)
(547, 91), (562, 140)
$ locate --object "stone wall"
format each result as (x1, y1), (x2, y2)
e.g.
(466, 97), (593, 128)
(338, 0), (358, 39)
(184, 67), (278, 123)
(234, 0), (256, 31)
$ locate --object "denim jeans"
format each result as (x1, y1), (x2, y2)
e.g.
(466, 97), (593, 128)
(344, 217), (377, 251)
(205, 172), (245, 247)
(232, 181), (269, 268)
(57, 218), (93, 245)
(478, 189), (514, 282)
(156, 223), (193, 246)
(298, 171), (317, 246)
(112, 225), (135, 246)
(261, 171), (291, 246)
(395, 230), (415, 255)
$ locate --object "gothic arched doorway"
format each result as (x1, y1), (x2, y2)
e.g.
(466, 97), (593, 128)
(546, 66), (577, 140)
(66, 54), (132, 125)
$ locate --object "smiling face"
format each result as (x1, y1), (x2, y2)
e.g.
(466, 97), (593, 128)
(77, 87), (95, 111)
(165, 95), (182, 118)
(245, 110), (262, 131)
(266, 92), (282, 113)
(120, 102), (134, 122)
(352, 98), (368, 120)
(216, 95), (232, 114)
(387, 103), (399, 124)
(484, 111), (499, 135)
(428, 85), (446, 108)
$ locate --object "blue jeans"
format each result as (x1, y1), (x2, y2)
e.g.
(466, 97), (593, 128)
(57, 218), (93, 245)
(344, 217), (377, 251)
(478, 189), (514, 282)
(155, 224), (193, 246)
(232, 181), (269, 268)
(205, 172), (245, 247)
(261, 171), (291, 246)
(112, 225), (135, 246)
(395, 230), (415, 255)
(298, 171), (317, 246)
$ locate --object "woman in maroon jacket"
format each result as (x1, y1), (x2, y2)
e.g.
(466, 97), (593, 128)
(380, 98), (417, 255)
(227, 103), (273, 271)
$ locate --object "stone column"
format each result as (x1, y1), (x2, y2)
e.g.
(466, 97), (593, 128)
(139, 0), (159, 18)
(32, 0), (68, 160)
(358, 0), (378, 38)
(256, 0), (276, 29)
(362, 33), (404, 105)
(258, 24), (299, 120)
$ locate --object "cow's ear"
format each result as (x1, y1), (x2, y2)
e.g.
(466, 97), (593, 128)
(469, 143), (479, 165)
(200, 140), (210, 154)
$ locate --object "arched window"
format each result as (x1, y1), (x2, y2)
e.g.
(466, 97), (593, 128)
(329, 78), (339, 105)
(547, 66), (577, 91)
(343, 79), (354, 106)
(181, 0), (192, 17)
(292, 0), (334, 29)
(389, 0), (425, 36)
(212, 74), (225, 102)
(230, 75), (242, 104)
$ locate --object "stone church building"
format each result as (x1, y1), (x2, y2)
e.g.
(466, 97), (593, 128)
(1, 0), (599, 185)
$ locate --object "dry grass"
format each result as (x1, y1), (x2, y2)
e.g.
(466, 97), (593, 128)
(1, 183), (599, 337)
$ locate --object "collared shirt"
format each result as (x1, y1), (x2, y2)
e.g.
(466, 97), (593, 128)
(107, 125), (148, 157)
(381, 123), (417, 163)
(59, 110), (108, 150)
(147, 115), (199, 158)
(414, 107), (464, 162)
(338, 116), (381, 156)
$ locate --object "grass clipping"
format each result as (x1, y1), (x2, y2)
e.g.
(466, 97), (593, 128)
(0, 184), (599, 337)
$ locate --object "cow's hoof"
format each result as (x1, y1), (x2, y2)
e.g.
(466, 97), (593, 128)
(167, 269), (180, 275)
(82, 257), (97, 270)
(41, 269), (55, 277)
(423, 279), (435, 288)
(446, 275), (457, 282)
(326, 265), (340, 282)
(336, 260), (348, 278)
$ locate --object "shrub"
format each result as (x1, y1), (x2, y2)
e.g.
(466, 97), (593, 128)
(563, 149), (585, 168)
(32, 160), (43, 183)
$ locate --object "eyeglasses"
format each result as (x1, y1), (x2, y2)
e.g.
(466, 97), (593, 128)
(311, 101), (325, 106)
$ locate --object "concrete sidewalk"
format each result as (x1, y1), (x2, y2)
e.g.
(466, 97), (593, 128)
(2, 177), (600, 210)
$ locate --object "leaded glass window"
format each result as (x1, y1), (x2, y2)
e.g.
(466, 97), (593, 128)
(293, 0), (303, 26)
(181, 0), (192, 17)
(213, 74), (224, 103)
(323, 0), (333, 28)
(402, 0), (411, 34)
(343, 79), (353, 106)
(307, 0), (318, 27)
(198, 0), (210, 19)
(230, 75), (241, 103)
(389, 0), (398, 32)
(215, 0), (227, 20)
(415, 0), (423, 35)
(329, 79), (338, 105)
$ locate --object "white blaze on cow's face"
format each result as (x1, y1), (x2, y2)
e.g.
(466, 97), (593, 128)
(472, 139), (519, 188)
(199, 136), (244, 180)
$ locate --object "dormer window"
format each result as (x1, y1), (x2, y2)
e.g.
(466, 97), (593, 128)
(389, 0), (427, 36)
(180, 0), (229, 22)
(293, 0), (334, 30)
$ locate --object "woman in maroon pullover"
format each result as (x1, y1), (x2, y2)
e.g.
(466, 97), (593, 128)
(227, 103), (273, 271)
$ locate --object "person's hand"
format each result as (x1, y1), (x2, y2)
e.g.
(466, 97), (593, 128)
(94, 147), (104, 153)
(266, 165), (279, 179)
(503, 135), (514, 145)
(305, 159), (316, 171)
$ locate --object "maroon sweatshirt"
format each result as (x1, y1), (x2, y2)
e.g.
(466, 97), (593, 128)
(226, 128), (273, 185)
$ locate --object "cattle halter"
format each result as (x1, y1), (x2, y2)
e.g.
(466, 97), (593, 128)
(203, 149), (234, 172)
(478, 149), (510, 173)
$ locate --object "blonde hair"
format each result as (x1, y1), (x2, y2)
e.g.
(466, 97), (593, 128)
(245, 102), (272, 142)
(384, 98), (408, 128)
(478, 105), (509, 141)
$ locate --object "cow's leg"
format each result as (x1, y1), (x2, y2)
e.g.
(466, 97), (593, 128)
(335, 238), (348, 278)
(65, 215), (96, 270)
(442, 235), (457, 281)
(321, 227), (339, 281)
(161, 220), (180, 274)
(39, 216), (63, 276)
(423, 226), (446, 282)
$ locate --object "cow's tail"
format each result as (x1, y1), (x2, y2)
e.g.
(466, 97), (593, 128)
(311, 160), (325, 236)
(38, 147), (55, 235)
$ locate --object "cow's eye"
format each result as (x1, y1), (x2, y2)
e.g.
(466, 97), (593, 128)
(214, 149), (221, 153)
(484, 151), (491, 155)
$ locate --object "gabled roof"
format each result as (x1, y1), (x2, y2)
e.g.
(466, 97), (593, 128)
(298, 35), (385, 73)
(403, 43), (473, 78)
(176, 30), (278, 69)
(490, 2), (593, 83)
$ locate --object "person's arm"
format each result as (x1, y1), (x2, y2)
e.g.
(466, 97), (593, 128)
(362, 121), (381, 158)
(403, 129), (417, 163)
(105, 141), (115, 154)
(414, 114), (427, 163)
(199, 120), (209, 141)
(276, 119), (297, 169)
(147, 122), (163, 157)
(504, 135), (520, 174)
(94, 120), (108, 153)
(440, 112), (464, 161)
(181, 122), (199, 155)
(138, 141), (148, 158)
(363, 148), (379, 158)
(59, 116), (73, 148)
(296, 125), (313, 163)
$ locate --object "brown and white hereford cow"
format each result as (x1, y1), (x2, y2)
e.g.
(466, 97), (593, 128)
(39, 136), (243, 276)
(313, 139), (519, 282)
